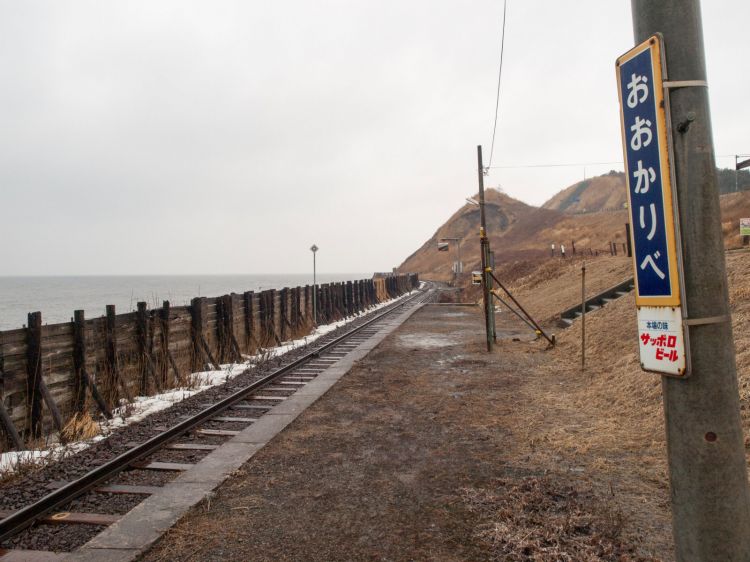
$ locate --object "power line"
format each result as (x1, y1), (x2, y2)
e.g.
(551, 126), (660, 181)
(485, 156), (750, 170)
(487, 160), (624, 169)
(486, 0), (508, 172)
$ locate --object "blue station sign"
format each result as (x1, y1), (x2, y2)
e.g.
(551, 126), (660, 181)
(616, 34), (682, 307)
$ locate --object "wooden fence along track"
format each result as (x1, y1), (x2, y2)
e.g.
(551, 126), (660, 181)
(0, 279), (428, 559)
(0, 275), (418, 446)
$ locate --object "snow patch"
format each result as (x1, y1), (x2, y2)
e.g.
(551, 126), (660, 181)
(0, 292), (413, 476)
(397, 332), (459, 349)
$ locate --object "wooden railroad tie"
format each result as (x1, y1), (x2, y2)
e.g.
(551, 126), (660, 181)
(46, 481), (161, 495)
(130, 461), (195, 471)
(0, 510), (119, 526)
(0, 548), (68, 560)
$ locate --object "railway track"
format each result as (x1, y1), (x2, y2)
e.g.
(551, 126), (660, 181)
(0, 284), (434, 560)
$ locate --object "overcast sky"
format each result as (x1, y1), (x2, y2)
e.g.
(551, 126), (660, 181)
(1, 1), (747, 275)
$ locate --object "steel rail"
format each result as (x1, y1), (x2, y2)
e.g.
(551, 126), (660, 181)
(0, 285), (430, 543)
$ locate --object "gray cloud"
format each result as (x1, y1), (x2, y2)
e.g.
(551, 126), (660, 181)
(0, 1), (747, 274)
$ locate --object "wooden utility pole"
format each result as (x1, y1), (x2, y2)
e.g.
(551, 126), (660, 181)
(477, 145), (493, 351)
(632, 2), (750, 559)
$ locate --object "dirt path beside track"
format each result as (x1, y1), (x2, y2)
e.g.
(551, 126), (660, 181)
(143, 303), (671, 561)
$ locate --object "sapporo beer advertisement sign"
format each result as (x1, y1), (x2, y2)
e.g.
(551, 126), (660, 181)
(616, 34), (689, 377)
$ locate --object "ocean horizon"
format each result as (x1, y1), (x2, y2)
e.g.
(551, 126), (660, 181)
(0, 273), (371, 331)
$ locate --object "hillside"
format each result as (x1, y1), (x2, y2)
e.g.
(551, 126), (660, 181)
(399, 174), (750, 285)
(399, 189), (564, 283)
(542, 167), (750, 216)
(542, 171), (626, 214)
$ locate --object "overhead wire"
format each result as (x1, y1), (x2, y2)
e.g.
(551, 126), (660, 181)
(485, 156), (748, 171)
(486, 0), (508, 173)
(487, 160), (624, 169)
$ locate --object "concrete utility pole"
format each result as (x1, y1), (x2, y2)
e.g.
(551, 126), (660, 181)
(631, 2), (750, 559)
(477, 145), (494, 351)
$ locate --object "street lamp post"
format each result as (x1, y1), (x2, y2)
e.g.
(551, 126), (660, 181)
(310, 244), (318, 326)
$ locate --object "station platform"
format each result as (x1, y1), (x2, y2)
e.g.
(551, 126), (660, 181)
(135, 303), (670, 561)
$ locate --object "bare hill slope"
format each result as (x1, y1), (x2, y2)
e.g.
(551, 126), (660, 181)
(541, 172), (627, 214)
(399, 178), (750, 284)
(399, 189), (564, 282)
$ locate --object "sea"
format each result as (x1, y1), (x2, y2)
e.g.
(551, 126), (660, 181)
(0, 274), (370, 331)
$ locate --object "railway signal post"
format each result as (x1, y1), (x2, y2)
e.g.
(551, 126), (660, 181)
(628, 1), (750, 559)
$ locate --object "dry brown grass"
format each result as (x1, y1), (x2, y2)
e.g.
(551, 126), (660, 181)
(508, 255), (633, 322)
(60, 412), (101, 443)
(461, 477), (655, 561)
(540, 251), (750, 461)
(501, 250), (750, 532)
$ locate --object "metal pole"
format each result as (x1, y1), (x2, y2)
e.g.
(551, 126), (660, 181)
(581, 261), (586, 371)
(477, 145), (493, 351)
(454, 239), (463, 288)
(310, 244), (318, 326)
(457, 239), (462, 276)
(489, 249), (497, 343)
(632, 3), (750, 559)
(313, 253), (316, 324)
(489, 271), (554, 347)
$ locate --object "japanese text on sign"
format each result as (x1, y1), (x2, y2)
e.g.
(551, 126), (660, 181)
(617, 35), (681, 307)
(617, 35), (689, 377)
(637, 306), (686, 375)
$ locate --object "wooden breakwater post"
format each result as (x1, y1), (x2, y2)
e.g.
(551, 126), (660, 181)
(346, 282), (354, 316)
(278, 288), (289, 342)
(295, 287), (302, 332)
(259, 290), (280, 347)
(258, 291), (268, 347)
(191, 297), (217, 371)
(26, 312), (44, 440)
(243, 291), (256, 350)
(216, 296), (230, 364)
(160, 300), (182, 386)
(302, 286), (310, 328)
(336, 284), (344, 319)
(73, 310), (112, 420)
(0, 339), (22, 449)
(136, 302), (161, 395)
(106, 305), (133, 404)
(25, 312), (64, 441)
(218, 294), (241, 363)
